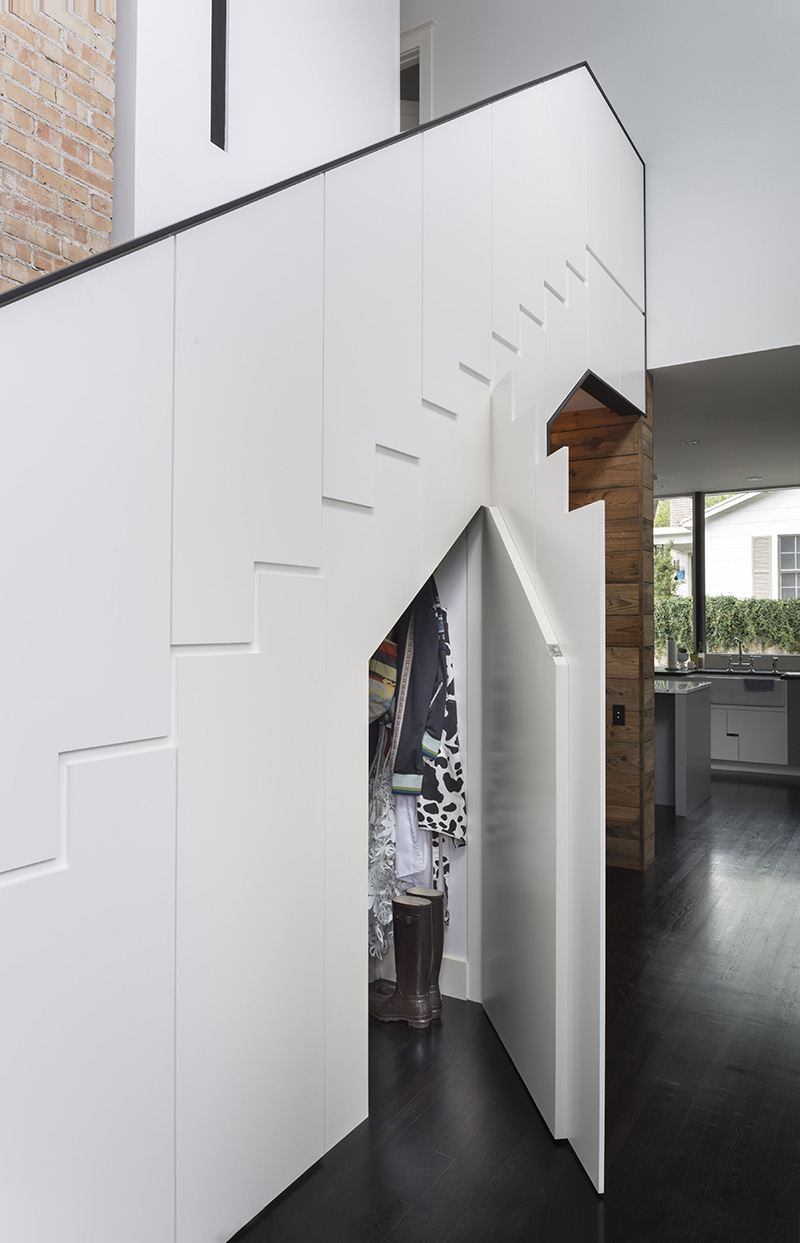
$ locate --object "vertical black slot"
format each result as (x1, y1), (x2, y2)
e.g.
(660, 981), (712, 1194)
(210, 0), (227, 150)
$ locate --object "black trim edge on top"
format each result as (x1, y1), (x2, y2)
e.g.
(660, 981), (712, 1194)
(0, 59), (644, 313)
(545, 369), (646, 455)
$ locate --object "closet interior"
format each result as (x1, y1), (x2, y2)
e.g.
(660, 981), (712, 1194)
(366, 535), (470, 1028)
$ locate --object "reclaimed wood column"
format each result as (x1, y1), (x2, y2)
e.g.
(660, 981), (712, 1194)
(550, 380), (654, 869)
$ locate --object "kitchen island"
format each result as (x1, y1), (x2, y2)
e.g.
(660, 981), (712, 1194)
(654, 677), (712, 816)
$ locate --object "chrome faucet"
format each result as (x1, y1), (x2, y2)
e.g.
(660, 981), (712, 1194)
(728, 637), (754, 672)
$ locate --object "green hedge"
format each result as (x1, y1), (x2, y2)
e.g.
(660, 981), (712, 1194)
(654, 595), (800, 654)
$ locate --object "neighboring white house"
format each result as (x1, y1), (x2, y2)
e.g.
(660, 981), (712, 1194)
(654, 489), (800, 599)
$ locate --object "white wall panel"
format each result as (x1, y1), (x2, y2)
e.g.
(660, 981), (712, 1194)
(534, 449), (606, 1192)
(586, 82), (620, 283)
(175, 571), (325, 1243)
(482, 508), (569, 1137)
(587, 252), (622, 394)
(491, 89), (546, 348)
(544, 270), (589, 419)
(0, 244), (173, 875)
(422, 109), (493, 415)
(541, 70), (588, 300)
(619, 289), (647, 410)
(173, 180), (324, 645)
(618, 132), (645, 312)
(0, 747), (176, 1243)
(324, 137), (423, 506)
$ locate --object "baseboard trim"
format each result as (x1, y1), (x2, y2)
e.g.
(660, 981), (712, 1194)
(441, 954), (468, 1000)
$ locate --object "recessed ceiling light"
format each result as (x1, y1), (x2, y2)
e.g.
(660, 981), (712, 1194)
(681, 439), (699, 445)
(746, 476), (763, 482)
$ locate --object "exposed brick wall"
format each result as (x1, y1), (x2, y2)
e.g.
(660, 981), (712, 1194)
(0, 1), (115, 293)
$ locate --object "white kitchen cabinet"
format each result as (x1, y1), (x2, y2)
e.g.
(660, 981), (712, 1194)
(726, 707), (788, 765)
(711, 706), (739, 761)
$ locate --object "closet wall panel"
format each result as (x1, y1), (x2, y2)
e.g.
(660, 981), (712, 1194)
(324, 138), (423, 505)
(175, 571), (325, 1243)
(482, 508), (569, 1138)
(0, 243), (173, 876)
(172, 181), (325, 646)
(422, 109), (493, 416)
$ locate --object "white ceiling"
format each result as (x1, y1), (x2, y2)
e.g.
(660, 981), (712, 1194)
(651, 344), (800, 497)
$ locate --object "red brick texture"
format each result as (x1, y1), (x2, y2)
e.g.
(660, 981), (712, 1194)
(0, 2), (115, 293)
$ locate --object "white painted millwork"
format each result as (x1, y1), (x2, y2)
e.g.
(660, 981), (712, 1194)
(0, 65), (643, 1237)
(324, 137), (423, 504)
(172, 180), (325, 645)
(482, 508), (570, 1139)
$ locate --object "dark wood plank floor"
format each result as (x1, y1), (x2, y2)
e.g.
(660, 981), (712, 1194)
(237, 775), (800, 1242)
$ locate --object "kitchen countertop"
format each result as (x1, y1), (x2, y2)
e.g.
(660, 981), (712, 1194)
(655, 677), (712, 695)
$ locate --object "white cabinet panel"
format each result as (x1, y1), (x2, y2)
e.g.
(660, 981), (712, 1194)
(711, 706), (739, 761)
(482, 510), (568, 1138)
(541, 70), (588, 300)
(533, 449), (606, 1192)
(173, 180), (324, 645)
(0, 747), (176, 1243)
(619, 288), (647, 411)
(618, 133), (646, 312)
(0, 243), (174, 875)
(586, 82), (620, 281)
(587, 252), (621, 394)
(324, 137), (423, 505)
(544, 270), (589, 418)
(422, 109), (493, 414)
(728, 708), (788, 765)
(491, 89), (546, 347)
(175, 571), (325, 1243)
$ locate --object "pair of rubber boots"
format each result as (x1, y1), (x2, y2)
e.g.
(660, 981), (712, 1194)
(369, 886), (444, 1030)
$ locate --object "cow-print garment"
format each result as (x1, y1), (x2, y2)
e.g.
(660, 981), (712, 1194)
(417, 606), (466, 924)
(417, 606), (467, 846)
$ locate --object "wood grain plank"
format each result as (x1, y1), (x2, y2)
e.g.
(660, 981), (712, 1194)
(550, 407), (637, 434)
(607, 615), (644, 646)
(608, 741), (640, 775)
(607, 584), (641, 615)
(568, 456), (640, 491)
(550, 420), (641, 460)
(608, 646), (641, 678)
(570, 486), (639, 520)
(607, 550), (641, 584)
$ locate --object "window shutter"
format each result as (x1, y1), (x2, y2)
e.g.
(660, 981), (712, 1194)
(752, 536), (771, 598)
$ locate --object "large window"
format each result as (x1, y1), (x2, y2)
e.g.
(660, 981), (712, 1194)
(705, 489), (800, 656)
(654, 488), (800, 660)
(653, 495), (693, 666)
(780, 535), (800, 599)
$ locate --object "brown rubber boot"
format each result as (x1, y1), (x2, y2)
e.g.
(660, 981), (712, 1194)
(405, 886), (444, 1020)
(369, 895), (433, 1029)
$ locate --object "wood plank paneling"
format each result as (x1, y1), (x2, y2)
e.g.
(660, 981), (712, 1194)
(607, 584), (641, 615)
(570, 486), (640, 521)
(550, 420), (641, 460)
(568, 456), (640, 491)
(552, 383), (654, 871)
(550, 407), (638, 435)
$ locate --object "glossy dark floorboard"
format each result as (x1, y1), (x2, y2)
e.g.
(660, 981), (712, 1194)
(238, 775), (800, 1242)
